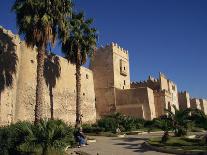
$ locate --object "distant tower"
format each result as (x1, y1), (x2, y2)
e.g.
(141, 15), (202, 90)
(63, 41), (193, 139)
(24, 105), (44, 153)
(90, 43), (130, 117)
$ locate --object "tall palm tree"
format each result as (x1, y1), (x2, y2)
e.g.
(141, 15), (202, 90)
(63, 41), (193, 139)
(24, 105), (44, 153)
(61, 12), (98, 127)
(165, 105), (192, 136)
(12, 0), (72, 124)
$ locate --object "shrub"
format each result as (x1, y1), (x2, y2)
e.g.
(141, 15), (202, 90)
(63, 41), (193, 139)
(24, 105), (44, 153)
(0, 120), (75, 155)
(189, 109), (207, 130)
(98, 116), (118, 133)
(82, 124), (104, 133)
(97, 113), (145, 132)
(0, 121), (33, 155)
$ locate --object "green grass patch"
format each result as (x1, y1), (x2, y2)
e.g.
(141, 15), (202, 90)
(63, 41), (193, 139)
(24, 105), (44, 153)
(148, 136), (207, 152)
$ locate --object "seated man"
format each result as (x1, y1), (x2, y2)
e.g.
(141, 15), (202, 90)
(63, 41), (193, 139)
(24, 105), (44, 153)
(74, 127), (87, 147)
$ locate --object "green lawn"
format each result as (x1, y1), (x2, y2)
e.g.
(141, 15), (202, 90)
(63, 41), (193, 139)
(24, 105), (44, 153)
(148, 136), (207, 152)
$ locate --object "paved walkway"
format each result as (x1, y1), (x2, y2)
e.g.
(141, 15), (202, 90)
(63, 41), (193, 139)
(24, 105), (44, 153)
(68, 133), (173, 155)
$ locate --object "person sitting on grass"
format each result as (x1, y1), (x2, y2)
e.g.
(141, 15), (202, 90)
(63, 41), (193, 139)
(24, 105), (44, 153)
(74, 127), (87, 147)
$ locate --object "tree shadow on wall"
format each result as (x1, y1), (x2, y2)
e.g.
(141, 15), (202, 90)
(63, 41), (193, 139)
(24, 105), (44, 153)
(0, 33), (18, 107)
(44, 53), (61, 120)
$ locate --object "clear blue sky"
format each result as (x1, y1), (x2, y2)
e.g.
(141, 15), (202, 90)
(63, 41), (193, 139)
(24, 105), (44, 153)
(0, 0), (206, 99)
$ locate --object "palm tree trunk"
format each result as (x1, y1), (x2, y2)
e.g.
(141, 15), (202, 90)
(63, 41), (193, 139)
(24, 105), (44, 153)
(35, 44), (45, 124)
(75, 48), (81, 128)
(0, 92), (1, 123)
(49, 86), (54, 120)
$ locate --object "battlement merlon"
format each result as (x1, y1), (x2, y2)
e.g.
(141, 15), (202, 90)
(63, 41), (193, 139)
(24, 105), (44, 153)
(98, 42), (129, 58)
(111, 42), (128, 54)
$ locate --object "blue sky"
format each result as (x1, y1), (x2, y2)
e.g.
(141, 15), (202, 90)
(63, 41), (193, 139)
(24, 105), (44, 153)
(0, 0), (206, 98)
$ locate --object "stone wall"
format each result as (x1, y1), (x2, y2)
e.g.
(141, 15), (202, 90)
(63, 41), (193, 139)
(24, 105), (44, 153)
(0, 26), (96, 126)
(115, 88), (156, 120)
(158, 73), (179, 112)
(154, 91), (165, 117)
(91, 43), (131, 118)
(199, 99), (207, 115)
(190, 98), (201, 110)
(112, 43), (130, 90)
(131, 76), (160, 91)
(178, 91), (191, 110)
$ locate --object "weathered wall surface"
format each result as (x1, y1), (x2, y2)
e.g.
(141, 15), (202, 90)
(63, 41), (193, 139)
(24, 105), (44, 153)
(94, 87), (116, 118)
(91, 43), (131, 118)
(159, 73), (179, 110)
(190, 98), (201, 110)
(0, 27), (96, 126)
(131, 76), (160, 91)
(199, 99), (207, 115)
(154, 91), (165, 117)
(178, 91), (191, 110)
(115, 88), (156, 120)
(90, 45), (115, 118)
(90, 46), (114, 89)
(112, 43), (130, 90)
(0, 27), (21, 126)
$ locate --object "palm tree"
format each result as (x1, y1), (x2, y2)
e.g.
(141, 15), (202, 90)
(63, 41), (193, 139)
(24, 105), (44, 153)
(154, 117), (173, 143)
(165, 105), (192, 137)
(61, 12), (98, 127)
(12, 0), (72, 124)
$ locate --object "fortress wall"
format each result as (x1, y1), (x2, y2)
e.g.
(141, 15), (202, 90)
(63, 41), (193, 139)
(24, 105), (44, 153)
(168, 81), (179, 109)
(90, 45), (116, 118)
(160, 73), (169, 91)
(131, 77), (160, 91)
(190, 98), (201, 110)
(178, 91), (191, 110)
(94, 88), (116, 118)
(91, 43), (131, 118)
(159, 73), (179, 110)
(115, 88), (155, 120)
(147, 88), (156, 119)
(154, 91), (165, 117)
(199, 99), (207, 115)
(0, 27), (21, 125)
(90, 46), (114, 89)
(0, 27), (96, 126)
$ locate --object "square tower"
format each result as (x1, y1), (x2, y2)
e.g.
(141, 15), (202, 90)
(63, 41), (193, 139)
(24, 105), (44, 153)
(90, 43), (130, 117)
(91, 43), (130, 90)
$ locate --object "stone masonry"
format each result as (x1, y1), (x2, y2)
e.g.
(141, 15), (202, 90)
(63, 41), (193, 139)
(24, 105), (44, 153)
(0, 26), (96, 126)
(0, 26), (206, 126)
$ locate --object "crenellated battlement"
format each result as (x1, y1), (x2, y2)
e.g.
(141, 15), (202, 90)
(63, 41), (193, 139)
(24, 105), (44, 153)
(99, 42), (128, 55)
(179, 91), (189, 95)
(111, 42), (128, 54)
(131, 75), (160, 91)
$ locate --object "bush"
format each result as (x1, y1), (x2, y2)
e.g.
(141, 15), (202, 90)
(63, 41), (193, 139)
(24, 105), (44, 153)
(0, 120), (75, 155)
(82, 124), (104, 133)
(97, 113), (145, 133)
(0, 121), (33, 155)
